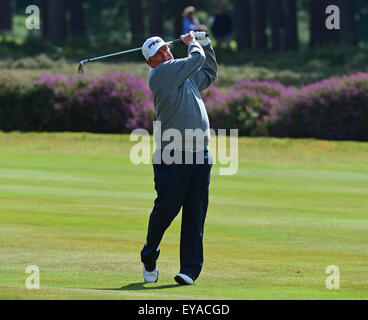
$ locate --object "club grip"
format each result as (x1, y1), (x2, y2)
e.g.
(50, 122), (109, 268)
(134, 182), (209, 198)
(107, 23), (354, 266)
(173, 33), (209, 44)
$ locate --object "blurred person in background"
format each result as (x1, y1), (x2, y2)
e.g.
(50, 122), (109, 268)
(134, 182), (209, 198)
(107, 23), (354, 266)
(211, 5), (232, 49)
(182, 6), (201, 34)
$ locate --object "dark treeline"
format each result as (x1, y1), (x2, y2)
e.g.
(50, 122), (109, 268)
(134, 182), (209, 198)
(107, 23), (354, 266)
(1, 0), (368, 50)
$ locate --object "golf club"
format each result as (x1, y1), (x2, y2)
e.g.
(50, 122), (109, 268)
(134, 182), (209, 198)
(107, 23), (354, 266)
(77, 34), (209, 74)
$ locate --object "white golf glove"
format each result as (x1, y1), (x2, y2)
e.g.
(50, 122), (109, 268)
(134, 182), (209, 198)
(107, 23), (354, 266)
(194, 31), (211, 46)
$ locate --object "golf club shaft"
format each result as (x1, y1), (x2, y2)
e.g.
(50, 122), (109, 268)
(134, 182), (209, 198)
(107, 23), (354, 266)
(80, 39), (182, 65)
(78, 33), (209, 69)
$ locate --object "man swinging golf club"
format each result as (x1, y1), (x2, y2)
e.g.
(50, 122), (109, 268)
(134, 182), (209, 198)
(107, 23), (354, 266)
(140, 31), (218, 285)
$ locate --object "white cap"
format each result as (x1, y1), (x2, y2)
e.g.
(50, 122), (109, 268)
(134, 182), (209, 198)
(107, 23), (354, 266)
(142, 36), (166, 61)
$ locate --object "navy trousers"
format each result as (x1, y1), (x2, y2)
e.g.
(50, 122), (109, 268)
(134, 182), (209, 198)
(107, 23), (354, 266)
(141, 150), (212, 280)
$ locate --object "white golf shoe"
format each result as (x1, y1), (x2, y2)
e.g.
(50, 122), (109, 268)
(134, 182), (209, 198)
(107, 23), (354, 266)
(143, 265), (159, 283)
(174, 273), (194, 285)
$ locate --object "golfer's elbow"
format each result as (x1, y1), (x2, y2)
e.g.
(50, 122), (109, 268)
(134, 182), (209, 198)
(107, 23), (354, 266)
(212, 70), (218, 81)
(192, 51), (206, 68)
(207, 67), (218, 83)
(199, 50), (206, 63)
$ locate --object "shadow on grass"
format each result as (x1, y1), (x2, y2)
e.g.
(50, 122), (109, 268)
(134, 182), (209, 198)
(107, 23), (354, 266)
(98, 282), (181, 291)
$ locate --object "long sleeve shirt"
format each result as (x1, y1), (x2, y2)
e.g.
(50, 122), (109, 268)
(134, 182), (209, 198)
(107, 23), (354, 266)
(148, 40), (218, 152)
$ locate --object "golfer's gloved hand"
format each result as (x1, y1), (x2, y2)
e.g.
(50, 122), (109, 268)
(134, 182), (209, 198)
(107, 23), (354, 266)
(194, 31), (211, 46)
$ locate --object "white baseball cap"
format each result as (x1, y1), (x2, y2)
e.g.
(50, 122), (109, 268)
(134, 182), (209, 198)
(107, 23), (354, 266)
(142, 36), (166, 61)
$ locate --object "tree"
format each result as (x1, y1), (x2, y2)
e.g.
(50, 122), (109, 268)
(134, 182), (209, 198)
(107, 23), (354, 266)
(285, 0), (298, 49)
(310, 0), (323, 47)
(339, 0), (356, 45)
(355, 0), (368, 43)
(0, 0), (13, 33)
(269, 0), (286, 51)
(310, 0), (340, 47)
(234, 0), (252, 50)
(323, 0), (339, 44)
(254, 0), (267, 51)
(128, 0), (145, 43)
(149, 0), (163, 36)
(70, 0), (86, 37)
(42, 0), (67, 40)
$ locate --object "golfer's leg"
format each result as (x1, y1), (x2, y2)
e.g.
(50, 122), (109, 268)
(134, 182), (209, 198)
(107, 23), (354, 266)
(141, 162), (191, 269)
(180, 152), (212, 280)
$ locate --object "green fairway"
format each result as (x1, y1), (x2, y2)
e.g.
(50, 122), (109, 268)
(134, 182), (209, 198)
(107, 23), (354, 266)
(0, 132), (367, 300)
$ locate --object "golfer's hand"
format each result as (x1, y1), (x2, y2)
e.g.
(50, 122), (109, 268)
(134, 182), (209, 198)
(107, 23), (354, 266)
(194, 31), (211, 46)
(180, 31), (195, 46)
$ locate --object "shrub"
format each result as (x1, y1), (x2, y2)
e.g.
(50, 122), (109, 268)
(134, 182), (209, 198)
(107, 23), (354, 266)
(0, 75), (24, 131)
(229, 78), (286, 97)
(201, 85), (229, 129)
(1, 71), (368, 141)
(266, 72), (368, 141)
(38, 72), (154, 133)
(10, 54), (57, 69)
(0, 74), (66, 132)
(203, 80), (284, 135)
(0, 72), (154, 133)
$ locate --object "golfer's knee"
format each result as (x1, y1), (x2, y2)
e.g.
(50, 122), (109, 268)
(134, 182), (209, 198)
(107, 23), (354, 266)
(152, 206), (179, 224)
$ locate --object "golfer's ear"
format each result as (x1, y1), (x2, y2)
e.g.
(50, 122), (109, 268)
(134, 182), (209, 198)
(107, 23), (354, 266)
(146, 59), (151, 67)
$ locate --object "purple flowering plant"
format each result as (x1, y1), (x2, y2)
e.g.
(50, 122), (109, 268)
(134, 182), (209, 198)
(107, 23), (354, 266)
(38, 72), (154, 133)
(1, 71), (367, 141)
(266, 72), (368, 140)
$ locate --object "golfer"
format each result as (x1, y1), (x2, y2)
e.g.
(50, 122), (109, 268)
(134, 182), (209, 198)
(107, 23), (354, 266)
(140, 31), (217, 285)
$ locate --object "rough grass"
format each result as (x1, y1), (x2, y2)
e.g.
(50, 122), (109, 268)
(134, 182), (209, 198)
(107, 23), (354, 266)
(0, 60), (360, 89)
(1, 42), (368, 88)
(0, 132), (368, 300)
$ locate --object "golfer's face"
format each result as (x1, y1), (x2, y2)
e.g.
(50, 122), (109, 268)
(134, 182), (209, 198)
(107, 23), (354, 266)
(149, 45), (174, 67)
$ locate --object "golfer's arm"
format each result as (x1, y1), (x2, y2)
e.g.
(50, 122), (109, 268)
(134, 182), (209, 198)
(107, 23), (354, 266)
(158, 41), (205, 88)
(192, 44), (218, 91)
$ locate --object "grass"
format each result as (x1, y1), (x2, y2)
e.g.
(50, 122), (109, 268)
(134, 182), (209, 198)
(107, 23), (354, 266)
(1, 41), (368, 88)
(1, 56), (367, 90)
(0, 132), (368, 300)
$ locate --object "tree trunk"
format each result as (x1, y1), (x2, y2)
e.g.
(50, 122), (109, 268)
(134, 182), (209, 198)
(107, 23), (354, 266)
(269, 0), (286, 51)
(339, 0), (356, 45)
(235, 0), (252, 50)
(254, 0), (267, 51)
(41, 0), (47, 38)
(149, 0), (163, 37)
(43, 0), (67, 40)
(128, 0), (145, 43)
(0, 0), (13, 32)
(70, 0), (86, 37)
(310, 0), (323, 47)
(286, 0), (298, 49)
(311, 0), (340, 47)
(322, 0), (339, 44)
